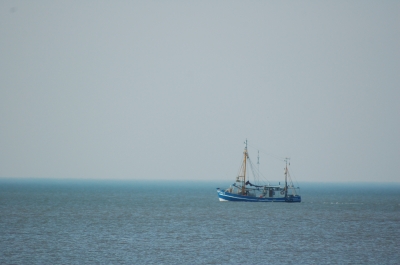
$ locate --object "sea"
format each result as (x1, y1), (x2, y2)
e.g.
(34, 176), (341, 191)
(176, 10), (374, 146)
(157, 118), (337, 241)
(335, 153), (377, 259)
(1, 179), (399, 264)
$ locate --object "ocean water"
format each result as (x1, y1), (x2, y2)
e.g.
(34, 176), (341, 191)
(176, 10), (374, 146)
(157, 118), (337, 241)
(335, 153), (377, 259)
(1, 180), (399, 264)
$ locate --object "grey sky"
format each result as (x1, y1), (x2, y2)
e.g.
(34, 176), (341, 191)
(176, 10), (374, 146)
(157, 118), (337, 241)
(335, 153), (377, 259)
(1, 1), (399, 182)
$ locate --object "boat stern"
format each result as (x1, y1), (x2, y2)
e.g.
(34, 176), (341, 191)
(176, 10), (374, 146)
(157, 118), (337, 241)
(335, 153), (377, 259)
(285, 195), (301, 202)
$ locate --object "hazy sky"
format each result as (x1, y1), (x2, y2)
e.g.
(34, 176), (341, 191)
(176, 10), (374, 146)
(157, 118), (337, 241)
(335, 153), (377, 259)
(1, 1), (399, 182)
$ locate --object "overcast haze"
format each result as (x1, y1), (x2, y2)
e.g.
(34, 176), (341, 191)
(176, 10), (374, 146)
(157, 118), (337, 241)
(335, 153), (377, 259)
(1, 1), (399, 182)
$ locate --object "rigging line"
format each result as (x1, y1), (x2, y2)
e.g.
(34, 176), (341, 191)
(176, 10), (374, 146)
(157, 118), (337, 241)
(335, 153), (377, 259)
(254, 161), (269, 184)
(248, 158), (259, 184)
(248, 157), (270, 184)
(247, 143), (286, 161)
(235, 152), (245, 179)
(287, 171), (297, 195)
(252, 157), (270, 184)
(288, 166), (300, 189)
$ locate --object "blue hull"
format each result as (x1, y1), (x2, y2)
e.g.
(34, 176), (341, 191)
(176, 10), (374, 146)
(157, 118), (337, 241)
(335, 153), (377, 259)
(217, 189), (301, 202)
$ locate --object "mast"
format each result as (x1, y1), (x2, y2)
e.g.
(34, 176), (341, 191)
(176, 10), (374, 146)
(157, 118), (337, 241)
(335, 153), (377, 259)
(257, 150), (259, 184)
(242, 139), (248, 195)
(284, 158), (289, 198)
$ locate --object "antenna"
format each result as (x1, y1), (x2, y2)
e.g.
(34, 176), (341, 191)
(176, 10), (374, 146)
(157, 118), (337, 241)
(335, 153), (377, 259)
(257, 150), (260, 184)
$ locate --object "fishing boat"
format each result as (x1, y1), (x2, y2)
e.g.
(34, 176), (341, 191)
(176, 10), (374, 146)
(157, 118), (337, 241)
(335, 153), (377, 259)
(216, 140), (301, 202)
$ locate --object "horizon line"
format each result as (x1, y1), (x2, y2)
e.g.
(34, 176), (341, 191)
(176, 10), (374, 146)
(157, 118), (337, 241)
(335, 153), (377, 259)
(0, 177), (399, 184)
